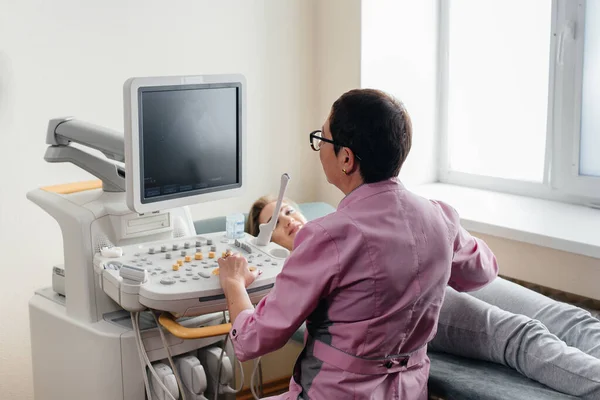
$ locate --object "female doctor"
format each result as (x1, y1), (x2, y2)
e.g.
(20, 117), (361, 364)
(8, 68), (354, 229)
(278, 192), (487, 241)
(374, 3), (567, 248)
(217, 89), (499, 399)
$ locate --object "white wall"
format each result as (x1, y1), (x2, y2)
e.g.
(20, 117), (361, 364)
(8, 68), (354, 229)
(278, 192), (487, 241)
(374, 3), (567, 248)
(0, 1), (319, 398)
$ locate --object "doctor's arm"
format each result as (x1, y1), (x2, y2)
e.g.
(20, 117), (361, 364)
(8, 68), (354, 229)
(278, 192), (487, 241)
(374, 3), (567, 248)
(218, 254), (259, 324)
(435, 200), (499, 292)
(220, 222), (339, 362)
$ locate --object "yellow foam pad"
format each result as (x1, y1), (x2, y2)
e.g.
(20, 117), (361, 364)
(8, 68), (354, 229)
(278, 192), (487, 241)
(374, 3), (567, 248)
(41, 179), (102, 194)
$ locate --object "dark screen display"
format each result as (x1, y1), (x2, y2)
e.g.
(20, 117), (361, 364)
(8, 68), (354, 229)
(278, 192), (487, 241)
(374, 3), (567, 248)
(138, 84), (241, 203)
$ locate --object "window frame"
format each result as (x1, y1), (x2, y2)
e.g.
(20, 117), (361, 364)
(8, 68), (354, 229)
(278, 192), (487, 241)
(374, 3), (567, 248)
(437, 0), (600, 206)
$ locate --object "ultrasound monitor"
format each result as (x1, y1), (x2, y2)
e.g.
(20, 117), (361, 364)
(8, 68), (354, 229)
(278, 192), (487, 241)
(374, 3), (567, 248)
(124, 74), (246, 214)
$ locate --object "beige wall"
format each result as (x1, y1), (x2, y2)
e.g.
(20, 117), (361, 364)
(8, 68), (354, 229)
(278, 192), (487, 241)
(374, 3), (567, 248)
(314, 0), (363, 207)
(236, 342), (303, 390)
(475, 233), (600, 302)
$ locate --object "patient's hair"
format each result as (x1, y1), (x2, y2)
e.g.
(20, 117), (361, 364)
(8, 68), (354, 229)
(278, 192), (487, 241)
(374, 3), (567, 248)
(246, 195), (300, 237)
(329, 89), (412, 183)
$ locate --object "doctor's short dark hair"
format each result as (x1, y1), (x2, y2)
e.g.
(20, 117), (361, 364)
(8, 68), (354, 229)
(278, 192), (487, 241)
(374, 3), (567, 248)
(329, 89), (412, 183)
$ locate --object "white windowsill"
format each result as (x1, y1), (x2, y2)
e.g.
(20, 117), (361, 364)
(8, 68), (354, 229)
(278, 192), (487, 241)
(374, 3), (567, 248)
(410, 183), (600, 260)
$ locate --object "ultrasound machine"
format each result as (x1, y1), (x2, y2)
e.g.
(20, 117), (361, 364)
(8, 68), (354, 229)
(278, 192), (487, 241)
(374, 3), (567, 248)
(27, 74), (290, 400)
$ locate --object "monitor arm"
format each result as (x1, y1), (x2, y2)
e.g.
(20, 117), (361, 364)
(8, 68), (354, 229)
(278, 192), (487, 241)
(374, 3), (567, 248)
(44, 117), (126, 192)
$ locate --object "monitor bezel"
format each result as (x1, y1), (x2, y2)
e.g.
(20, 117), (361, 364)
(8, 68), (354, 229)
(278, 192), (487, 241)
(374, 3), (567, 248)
(124, 74), (246, 214)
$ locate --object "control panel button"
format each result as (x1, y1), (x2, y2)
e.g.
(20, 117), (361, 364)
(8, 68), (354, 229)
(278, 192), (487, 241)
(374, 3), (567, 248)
(166, 253), (172, 260)
(180, 250), (187, 257)
(172, 264), (180, 271)
(195, 253), (203, 260)
(149, 248), (155, 254)
(184, 242), (190, 249)
(160, 277), (176, 285)
(172, 244), (179, 251)
(208, 252), (215, 259)
(161, 245), (167, 252)
(185, 256), (192, 263)
(198, 271), (211, 278)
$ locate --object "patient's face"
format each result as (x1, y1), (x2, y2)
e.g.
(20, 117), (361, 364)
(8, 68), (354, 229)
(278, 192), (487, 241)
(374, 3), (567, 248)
(258, 201), (307, 251)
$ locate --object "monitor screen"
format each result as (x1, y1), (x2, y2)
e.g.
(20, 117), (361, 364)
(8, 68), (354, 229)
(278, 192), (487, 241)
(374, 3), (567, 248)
(137, 83), (242, 204)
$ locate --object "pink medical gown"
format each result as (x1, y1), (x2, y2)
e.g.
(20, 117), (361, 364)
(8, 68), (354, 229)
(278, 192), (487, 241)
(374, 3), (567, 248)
(230, 178), (498, 399)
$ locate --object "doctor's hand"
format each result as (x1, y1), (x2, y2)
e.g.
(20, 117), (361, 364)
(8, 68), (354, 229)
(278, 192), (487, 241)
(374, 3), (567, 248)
(217, 253), (260, 296)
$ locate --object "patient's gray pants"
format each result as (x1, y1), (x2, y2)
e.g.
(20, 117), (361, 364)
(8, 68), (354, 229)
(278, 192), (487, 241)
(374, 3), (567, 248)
(429, 277), (600, 398)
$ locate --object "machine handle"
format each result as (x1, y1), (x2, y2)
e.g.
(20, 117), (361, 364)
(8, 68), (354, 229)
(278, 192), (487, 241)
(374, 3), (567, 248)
(158, 313), (232, 339)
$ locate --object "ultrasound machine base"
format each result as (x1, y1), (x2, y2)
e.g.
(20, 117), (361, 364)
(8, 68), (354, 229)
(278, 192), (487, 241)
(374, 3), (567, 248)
(27, 74), (278, 399)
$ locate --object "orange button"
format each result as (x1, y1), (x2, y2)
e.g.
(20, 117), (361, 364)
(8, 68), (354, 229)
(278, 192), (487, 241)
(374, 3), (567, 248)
(177, 260), (184, 266)
(249, 266), (256, 272)
(195, 253), (203, 260)
(212, 268), (219, 275)
(185, 256), (192, 262)
(208, 252), (215, 259)
(172, 264), (179, 271)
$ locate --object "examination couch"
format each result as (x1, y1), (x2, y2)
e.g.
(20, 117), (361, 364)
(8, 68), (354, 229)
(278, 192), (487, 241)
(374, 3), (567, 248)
(194, 202), (578, 400)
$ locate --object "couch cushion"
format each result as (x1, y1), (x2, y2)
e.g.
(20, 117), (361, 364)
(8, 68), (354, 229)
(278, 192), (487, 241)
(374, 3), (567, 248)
(427, 351), (578, 400)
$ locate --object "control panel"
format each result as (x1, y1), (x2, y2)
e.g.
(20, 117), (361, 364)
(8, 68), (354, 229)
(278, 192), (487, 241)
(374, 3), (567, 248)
(93, 231), (289, 317)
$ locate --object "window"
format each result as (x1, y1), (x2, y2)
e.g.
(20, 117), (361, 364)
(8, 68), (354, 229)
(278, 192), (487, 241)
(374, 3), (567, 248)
(579, 0), (600, 177)
(439, 0), (600, 204)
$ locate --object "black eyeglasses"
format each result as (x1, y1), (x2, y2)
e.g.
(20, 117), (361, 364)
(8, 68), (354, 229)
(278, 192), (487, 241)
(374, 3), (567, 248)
(309, 130), (362, 161)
